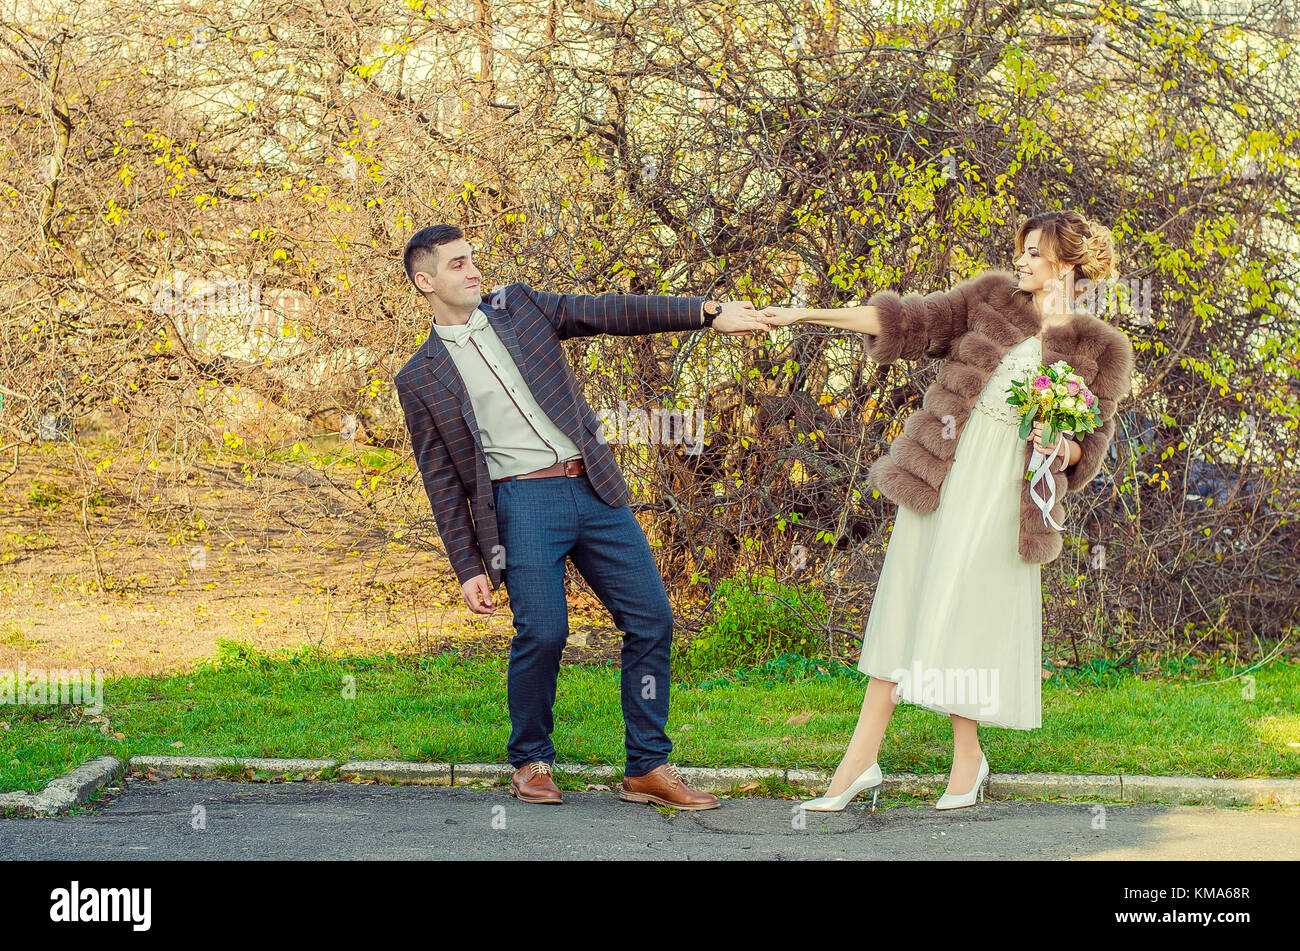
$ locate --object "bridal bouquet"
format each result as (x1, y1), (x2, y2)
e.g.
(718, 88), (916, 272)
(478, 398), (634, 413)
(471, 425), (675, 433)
(1005, 361), (1101, 530)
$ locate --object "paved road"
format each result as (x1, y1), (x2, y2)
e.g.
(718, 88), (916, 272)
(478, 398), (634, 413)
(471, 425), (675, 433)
(2, 778), (1296, 860)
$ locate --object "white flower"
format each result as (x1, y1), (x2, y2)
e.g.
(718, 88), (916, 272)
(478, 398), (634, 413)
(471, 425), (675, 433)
(1053, 383), (1067, 396)
(1061, 396), (1076, 410)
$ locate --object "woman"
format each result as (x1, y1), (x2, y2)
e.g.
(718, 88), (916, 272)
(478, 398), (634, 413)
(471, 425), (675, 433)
(757, 211), (1135, 811)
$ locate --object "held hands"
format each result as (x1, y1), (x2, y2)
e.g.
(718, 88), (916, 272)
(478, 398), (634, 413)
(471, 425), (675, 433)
(709, 300), (770, 336)
(755, 305), (807, 328)
(461, 573), (495, 615)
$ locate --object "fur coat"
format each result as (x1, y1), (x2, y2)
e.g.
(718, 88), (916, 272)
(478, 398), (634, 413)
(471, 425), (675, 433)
(863, 269), (1135, 565)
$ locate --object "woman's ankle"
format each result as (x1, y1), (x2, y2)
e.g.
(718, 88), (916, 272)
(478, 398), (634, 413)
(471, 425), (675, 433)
(836, 753), (879, 778)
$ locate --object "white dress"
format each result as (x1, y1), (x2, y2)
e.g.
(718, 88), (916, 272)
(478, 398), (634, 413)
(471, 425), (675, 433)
(857, 334), (1043, 729)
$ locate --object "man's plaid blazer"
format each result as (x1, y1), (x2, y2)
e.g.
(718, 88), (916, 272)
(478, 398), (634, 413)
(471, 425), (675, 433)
(395, 282), (707, 589)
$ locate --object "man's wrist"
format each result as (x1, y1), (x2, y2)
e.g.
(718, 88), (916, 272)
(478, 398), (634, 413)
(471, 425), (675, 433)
(456, 563), (488, 587)
(700, 298), (723, 328)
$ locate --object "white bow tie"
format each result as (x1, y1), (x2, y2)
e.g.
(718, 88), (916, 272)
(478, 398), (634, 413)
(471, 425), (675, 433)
(440, 309), (488, 348)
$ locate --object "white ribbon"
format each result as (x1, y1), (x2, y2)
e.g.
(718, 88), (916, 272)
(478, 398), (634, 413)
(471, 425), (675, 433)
(1027, 436), (1067, 531)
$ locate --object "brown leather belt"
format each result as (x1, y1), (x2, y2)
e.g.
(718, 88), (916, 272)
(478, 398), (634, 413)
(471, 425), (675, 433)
(492, 457), (586, 484)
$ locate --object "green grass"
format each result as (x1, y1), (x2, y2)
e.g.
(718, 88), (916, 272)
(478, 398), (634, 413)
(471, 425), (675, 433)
(264, 437), (399, 472)
(21, 479), (112, 511)
(1, 641), (1297, 795)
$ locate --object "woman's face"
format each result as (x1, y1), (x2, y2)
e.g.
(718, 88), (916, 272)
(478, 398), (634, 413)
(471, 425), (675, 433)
(1014, 228), (1072, 294)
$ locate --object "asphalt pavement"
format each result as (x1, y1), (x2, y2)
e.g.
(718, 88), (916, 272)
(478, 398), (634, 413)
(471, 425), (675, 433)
(2, 777), (1296, 860)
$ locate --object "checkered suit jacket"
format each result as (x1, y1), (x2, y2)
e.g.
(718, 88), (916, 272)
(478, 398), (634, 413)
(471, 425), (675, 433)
(395, 282), (707, 589)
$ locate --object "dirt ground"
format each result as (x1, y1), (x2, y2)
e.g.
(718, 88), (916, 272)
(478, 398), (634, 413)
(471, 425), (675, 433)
(0, 442), (631, 678)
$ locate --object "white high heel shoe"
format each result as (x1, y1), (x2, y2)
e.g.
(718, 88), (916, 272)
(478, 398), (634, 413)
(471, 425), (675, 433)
(800, 762), (883, 812)
(935, 754), (989, 810)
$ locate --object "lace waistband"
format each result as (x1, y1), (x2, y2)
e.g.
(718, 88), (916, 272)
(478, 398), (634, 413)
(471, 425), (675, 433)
(972, 398), (1024, 428)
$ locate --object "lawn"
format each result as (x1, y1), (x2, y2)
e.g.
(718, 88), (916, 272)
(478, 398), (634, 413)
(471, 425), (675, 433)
(3, 640), (1297, 794)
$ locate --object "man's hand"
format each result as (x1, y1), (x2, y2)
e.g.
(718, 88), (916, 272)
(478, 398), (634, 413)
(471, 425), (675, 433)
(461, 573), (495, 614)
(709, 300), (768, 335)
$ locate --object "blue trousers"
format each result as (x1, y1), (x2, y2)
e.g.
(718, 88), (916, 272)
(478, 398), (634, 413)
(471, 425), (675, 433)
(491, 472), (674, 776)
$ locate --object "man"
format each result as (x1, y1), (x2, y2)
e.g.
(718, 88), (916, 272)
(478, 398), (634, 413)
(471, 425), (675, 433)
(395, 224), (766, 810)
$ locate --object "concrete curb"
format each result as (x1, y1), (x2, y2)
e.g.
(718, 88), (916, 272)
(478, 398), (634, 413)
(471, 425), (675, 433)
(0, 756), (124, 817)
(340, 761), (451, 784)
(129, 756), (340, 778)
(5, 756), (1298, 816)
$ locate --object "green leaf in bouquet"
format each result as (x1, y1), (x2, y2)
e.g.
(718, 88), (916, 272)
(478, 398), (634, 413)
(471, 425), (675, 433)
(1018, 403), (1038, 440)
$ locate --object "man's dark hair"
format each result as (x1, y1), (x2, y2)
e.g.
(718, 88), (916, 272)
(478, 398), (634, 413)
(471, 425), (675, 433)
(404, 224), (464, 290)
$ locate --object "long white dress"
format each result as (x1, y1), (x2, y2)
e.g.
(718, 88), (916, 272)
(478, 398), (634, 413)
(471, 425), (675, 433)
(857, 334), (1044, 730)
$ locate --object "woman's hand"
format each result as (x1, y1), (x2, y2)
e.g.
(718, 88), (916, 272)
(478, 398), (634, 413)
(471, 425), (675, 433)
(756, 305), (807, 328)
(1030, 421), (1076, 469)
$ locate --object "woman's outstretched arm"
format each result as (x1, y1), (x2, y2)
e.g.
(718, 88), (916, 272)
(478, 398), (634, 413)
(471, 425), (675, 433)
(760, 279), (974, 364)
(759, 304), (882, 336)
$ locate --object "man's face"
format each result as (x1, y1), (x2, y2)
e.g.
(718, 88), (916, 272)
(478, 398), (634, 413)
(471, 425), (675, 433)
(415, 238), (482, 307)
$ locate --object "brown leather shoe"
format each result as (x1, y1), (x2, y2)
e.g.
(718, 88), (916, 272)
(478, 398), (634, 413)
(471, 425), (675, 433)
(618, 763), (720, 810)
(510, 761), (562, 804)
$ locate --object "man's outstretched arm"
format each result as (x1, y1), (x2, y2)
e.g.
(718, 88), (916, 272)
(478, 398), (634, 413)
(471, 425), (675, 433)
(515, 283), (766, 339)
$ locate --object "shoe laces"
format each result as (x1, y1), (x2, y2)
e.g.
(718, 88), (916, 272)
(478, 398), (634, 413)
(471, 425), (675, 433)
(662, 763), (683, 787)
(529, 762), (552, 777)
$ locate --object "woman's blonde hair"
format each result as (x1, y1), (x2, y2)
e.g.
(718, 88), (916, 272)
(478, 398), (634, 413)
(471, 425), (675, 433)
(1015, 210), (1117, 285)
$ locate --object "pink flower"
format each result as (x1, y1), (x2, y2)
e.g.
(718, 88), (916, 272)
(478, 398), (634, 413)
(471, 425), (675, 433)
(1032, 375), (1050, 390)
(1065, 380), (1080, 396)
(1083, 391), (1094, 407)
